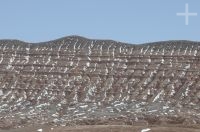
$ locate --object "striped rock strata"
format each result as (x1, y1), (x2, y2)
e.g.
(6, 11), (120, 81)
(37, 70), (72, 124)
(0, 36), (200, 128)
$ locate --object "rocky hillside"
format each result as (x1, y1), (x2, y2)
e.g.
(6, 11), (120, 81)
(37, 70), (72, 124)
(0, 36), (200, 129)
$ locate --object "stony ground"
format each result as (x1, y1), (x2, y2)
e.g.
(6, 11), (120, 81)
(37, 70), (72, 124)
(0, 125), (200, 132)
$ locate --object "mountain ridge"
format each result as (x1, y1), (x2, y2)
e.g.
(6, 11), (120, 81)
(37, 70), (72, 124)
(0, 35), (200, 46)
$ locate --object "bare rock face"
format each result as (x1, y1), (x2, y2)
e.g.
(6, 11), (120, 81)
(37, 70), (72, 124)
(0, 36), (200, 128)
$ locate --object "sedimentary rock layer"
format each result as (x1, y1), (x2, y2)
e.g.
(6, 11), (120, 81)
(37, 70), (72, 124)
(0, 36), (200, 128)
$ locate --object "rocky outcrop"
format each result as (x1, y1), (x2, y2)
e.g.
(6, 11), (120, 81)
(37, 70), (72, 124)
(0, 36), (200, 128)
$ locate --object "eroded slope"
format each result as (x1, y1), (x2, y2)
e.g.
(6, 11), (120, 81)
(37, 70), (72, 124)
(0, 36), (200, 128)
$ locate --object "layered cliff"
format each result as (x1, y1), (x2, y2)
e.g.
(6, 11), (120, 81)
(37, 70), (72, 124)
(0, 36), (200, 128)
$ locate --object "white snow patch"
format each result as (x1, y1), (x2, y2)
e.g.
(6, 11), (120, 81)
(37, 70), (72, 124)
(148, 58), (151, 63)
(171, 49), (174, 55)
(119, 46), (122, 53)
(169, 61), (172, 67)
(170, 85), (175, 96)
(163, 106), (169, 109)
(79, 105), (88, 108)
(0, 89), (3, 96)
(185, 64), (190, 69)
(184, 46), (188, 55)
(144, 46), (149, 54)
(6, 64), (13, 70)
(0, 53), (4, 63)
(69, 61), (73, 66)
(150, 47), (154, 55)
(189, 46), (193, 55)
(130, 47), (134, 54)
(162, 48), (165, 55)
(194, 49), (197, 56)
(88, 44), (92, 55)
(140, 48), (144, 53)
(148, 109), (157, 113)
(73, 39), (78, 52)
(86, 62), (90, 67)
(153, 90), (164, 102)
(100, 44), (103, 55)
(45, 56), (51, 65)
(177, 48), (181, 55)
(147, 89), (151, 95)
(75, 113), (85, 116)
(161, 58), (164, 64)
(180, 71), (186, 77)
(114, 102), (125, 107)
(141, 128), (151, 132)
(24, 55), (30, 64)
(73, 88), (78, 103)
(185, 87), (190, 96)
(37, 128), (43, 132)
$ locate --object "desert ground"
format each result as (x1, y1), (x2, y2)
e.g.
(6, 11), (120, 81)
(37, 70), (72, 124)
(0, 125), (200, 132)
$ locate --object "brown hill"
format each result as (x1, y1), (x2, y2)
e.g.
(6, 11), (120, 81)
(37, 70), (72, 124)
(0, 36), (200, 129)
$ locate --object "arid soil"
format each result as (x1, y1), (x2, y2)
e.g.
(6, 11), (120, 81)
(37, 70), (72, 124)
(0, 36), (200, 130)
(0, 125), (200, 132)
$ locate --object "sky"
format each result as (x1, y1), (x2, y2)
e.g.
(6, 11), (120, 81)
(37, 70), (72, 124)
(0, 0), (199, 44)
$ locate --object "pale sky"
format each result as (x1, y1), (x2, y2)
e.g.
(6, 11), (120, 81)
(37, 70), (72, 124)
(0, 0), (199, 44)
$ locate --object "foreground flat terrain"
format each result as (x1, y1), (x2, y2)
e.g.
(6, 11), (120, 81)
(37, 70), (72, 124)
(0, 125), (200, 132)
